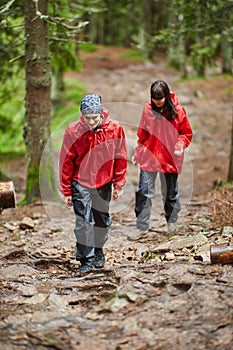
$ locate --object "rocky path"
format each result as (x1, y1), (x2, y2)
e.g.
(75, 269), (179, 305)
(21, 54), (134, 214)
(1, 199), (233, 350)
(0, 48), (233, 349)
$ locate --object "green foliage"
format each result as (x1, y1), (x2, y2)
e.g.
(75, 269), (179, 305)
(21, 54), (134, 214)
(141, 251), (158, 261)
(51, 79), (86, 132)
(50, 42), (81, 74)
(19, 163), (41, 205)
(0, 0), (232, 160)
(153, 0), (233, 75)
(189, 35), (220, 76)
(154, 29), (176, 48)
(0, 0), (91, 156)
(0, 76), (86, 156)
(0, 72), (25, 155)
(121, 48), (146, 61)
(0, 7), (24, 97)
(78, 42), (100, 52)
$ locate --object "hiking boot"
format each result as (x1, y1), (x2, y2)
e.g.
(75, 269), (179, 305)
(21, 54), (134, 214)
(94, 248), (105, 268)
(127, 229), (148, 241)
(79, 257), (94, 273)
(167, 222), (178, 233)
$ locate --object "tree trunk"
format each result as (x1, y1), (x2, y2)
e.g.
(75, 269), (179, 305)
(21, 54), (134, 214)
(23, 0), (52, 203)
(168, 13), (187, 78)
(227, 114), (233, 182)
(221, 33), (232, 74)
(51, 66), (65, 110)
(143, 0), (153, 59)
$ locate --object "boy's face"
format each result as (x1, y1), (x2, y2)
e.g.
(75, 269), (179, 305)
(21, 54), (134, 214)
(83, 114), (101, 129)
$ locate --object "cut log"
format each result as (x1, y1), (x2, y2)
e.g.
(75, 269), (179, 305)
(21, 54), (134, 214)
(210, 243), (233, 264)
(0, 181), (16, 212)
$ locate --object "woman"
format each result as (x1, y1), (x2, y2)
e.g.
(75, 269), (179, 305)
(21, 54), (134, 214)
(128, 80), (193, 240)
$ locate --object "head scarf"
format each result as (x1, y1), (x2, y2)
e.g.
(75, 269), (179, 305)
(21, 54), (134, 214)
(80, 94), (103, 115)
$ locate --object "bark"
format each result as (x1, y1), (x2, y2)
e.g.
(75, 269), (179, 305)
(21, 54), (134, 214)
(142, 0), (153, 59)
(227, 113), (233, 182)
(168, 13), (187, 78)
(23, 0), (53, 203)
(221, 33), (232, 74)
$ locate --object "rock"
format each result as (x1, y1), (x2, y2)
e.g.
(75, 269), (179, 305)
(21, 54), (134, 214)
(165, 252), (175, 261)
(136, 244), (148, 257)
(3, 222), (17, 231)
(122, 316), (139, 335)
(48, 293), (68, 307)
(25, 293), (48, 305)
(169, 233), (208, 250)
(221, 226), (233, 238)
(20, 217), (34, 230)
(150, 233), (208, 255)
(195, 90), (205, 98)
(151, 242), (171, 252)
(18, 286), (37, 297)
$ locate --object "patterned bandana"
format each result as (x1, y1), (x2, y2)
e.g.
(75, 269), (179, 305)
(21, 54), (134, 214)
(80, 94), (103, 115)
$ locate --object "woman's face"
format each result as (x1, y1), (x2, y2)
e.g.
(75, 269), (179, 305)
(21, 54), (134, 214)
(152, 97), (166, 108)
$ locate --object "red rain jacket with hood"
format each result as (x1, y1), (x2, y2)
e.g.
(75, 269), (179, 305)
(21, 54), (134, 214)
(59, 109), (128, 196)
(134, 92), (193, 174)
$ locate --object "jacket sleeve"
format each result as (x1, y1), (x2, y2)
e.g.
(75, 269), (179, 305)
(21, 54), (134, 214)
(134, 107), (150, 163)
(175, 107), (193, 150)
(112, 125), (128, 190)
(59, 128), (77, 196)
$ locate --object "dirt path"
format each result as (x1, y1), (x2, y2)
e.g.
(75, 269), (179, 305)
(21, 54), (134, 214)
(0, 47), (233, 350)
(66, 46), (232, 197)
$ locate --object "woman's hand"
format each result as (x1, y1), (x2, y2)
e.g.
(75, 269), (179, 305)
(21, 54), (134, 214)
(131, 155), (138, 166)
(174, 141), (184, 157)
(174, 149), (183, 156)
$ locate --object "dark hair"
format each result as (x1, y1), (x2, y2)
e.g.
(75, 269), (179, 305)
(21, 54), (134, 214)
(150, 80), (178, 120)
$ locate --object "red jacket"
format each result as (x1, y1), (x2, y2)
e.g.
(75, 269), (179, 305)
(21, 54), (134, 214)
(59, 109), (128, 195)
(134, 92), (193, 174)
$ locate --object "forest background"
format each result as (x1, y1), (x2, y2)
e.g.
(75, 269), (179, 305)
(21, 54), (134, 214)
(1, 2), (233, 349)
(0, 0), (232, 203)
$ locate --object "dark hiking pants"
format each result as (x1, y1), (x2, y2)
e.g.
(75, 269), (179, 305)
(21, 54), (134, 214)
(135, 170), (181, 230)
(71, 180), (112, 261)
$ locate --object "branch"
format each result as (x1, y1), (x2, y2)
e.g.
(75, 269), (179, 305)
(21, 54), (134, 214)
(9, 54), (25, 63)
(48, 36), (79, 43)
(46, 16), (89, 31)
(0, 0), (17, 14)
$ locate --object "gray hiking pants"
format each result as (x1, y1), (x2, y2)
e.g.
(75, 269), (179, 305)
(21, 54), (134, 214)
(71, 180), (112, 260)
(135, 170), (181, 231)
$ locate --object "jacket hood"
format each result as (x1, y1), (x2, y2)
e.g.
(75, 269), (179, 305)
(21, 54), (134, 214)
(170, 91), (179, 106)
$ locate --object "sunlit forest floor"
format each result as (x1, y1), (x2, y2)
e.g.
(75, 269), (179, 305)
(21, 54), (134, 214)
(1, 47), (233, 349)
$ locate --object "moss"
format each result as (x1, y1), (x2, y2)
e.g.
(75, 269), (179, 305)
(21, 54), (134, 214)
(19, 164), (40, 205)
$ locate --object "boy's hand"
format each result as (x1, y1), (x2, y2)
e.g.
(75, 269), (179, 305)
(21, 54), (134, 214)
(65, 195), (72, 208)
(112, 188), (123, 200)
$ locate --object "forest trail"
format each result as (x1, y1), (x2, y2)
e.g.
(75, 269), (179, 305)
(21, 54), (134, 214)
(0, 47), (233, 350)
